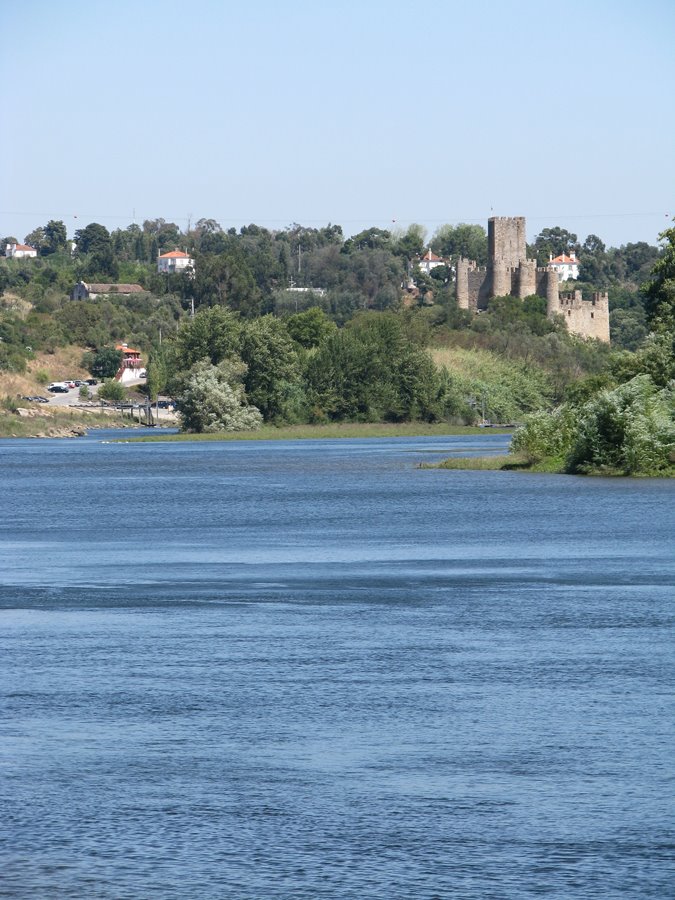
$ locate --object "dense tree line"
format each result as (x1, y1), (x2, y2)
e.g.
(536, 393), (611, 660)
(1, 214), (672, 437)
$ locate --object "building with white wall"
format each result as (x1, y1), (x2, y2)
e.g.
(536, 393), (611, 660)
(158, 249), (194, 274)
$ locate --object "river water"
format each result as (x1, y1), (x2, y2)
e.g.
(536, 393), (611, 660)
(1, 431), (673, 899)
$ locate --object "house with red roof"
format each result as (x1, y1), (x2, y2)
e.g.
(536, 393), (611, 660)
(157, 249), (194, 274)
(5, 242), (37, 259)
(549, 251), (579, 281)
(115, 343), (144, 384)
(418, 248), (446, 275)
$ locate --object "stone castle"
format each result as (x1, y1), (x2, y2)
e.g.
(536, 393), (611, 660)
(456, 217), (609, 342)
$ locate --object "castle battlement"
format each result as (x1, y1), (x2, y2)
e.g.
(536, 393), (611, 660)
(455, 216), (609, 341)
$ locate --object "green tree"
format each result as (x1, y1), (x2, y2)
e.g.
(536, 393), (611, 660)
(342, 228), (391, 253)
(98, 379), (127, 404)
(391, 223), (426, 260)
(176, 358), (262, 433)
(24, 227), (46, 252)
(74, 222), (111, 255)
(192, 250), (261, 315)
(239, 316), (299, 421)
(43, 220), (68, 255)
(642, 221), (675, 329)
(84, 347), (124, 379)
(74, 222), (117, 278)
(567, 376), (675, 475)
(533, 227), (580, 265)
(609, 308), (648, 351)
(578, 233), (610, 285)
(431, 223), (488, 265)
(172, 306), (241, 370)
(285, 307), (336, 348)
(306, 312), (451, 423)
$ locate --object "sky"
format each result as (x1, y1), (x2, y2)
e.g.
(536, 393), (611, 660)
(2, 0), (674, 249)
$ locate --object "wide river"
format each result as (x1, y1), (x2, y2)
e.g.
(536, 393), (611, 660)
(1, 431), (673, 899)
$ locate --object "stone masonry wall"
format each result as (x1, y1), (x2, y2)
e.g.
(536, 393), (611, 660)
(455, 217), (610, 342)
(556, 291), (610, 342)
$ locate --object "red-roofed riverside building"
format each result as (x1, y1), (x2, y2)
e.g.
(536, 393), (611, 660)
(115, 343), (144, 384)
(5, 242), (37, 259)
(548, 251), (580, 281)
(157, 249), (194, 274)
(418, 248), (445, 275)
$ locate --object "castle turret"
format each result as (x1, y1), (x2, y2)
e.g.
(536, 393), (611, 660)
(491, 260), (511, 298)
(456, 257), (470, 309)
(517, 259), (537, 298)
(546, 269), (559, 316)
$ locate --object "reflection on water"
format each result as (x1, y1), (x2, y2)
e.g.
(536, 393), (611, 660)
(1, 432), (673, 898)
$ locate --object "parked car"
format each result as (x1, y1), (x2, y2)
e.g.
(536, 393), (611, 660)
(47, 385), (69, 394)
(85, 378), (98, 386)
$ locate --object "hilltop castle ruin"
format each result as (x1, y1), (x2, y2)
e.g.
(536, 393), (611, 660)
(456, 217), (609, 342)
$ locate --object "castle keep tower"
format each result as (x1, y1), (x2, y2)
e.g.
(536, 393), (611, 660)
(455, 216), (609, 342)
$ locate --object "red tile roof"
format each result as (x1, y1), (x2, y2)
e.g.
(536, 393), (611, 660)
(159, 250), (192, 258)
(14, 244), (36, 252)
(116, 343), (141, 355)
(421, 249), (442, 261)
(551, 254), (578, 265)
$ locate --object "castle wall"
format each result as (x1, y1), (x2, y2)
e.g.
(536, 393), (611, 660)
(456, 258), (489, 310)
(470, 268), (490, 309)
(491, 261), (511, 298)
(455, 218), (610, 342)
(535, 269), (560, 313)
(555, 291), (610, 342)
(518, 260), (537, 298)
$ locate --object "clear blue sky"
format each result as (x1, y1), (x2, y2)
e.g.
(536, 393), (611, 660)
(2, 0), (673, 248)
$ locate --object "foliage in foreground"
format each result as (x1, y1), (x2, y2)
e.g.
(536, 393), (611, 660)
(512, 375), (675, 475)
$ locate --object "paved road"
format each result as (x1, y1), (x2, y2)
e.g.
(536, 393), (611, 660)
(39, 379), (178, 424)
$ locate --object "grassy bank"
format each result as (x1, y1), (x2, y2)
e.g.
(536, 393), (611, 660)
(0, 408), (136, 438)
(422, 453), (563, 473)
(128, 422), (514, 443)
(424, 453), (675, 477)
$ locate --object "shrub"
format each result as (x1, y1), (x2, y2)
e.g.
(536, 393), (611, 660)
(176, 358), (263, 433)
(98, 379), (127, 404)
(567, 375), (675, 475)
(511, 405), (578, 462)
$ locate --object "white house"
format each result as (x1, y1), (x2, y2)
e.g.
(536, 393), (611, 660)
(5, 242), (38, 259)
(157, 249), (194, 274)
(418, 249), (445, 275)
(549, 251), (580, 281)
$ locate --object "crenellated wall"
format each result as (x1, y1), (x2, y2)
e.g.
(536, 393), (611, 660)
(454, 216), (610, 342)
(555, 291), (610, 342)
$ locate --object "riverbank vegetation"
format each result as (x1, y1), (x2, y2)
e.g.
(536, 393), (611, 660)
(429, 223), (675, 476)
(1, 217), (673, 467)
